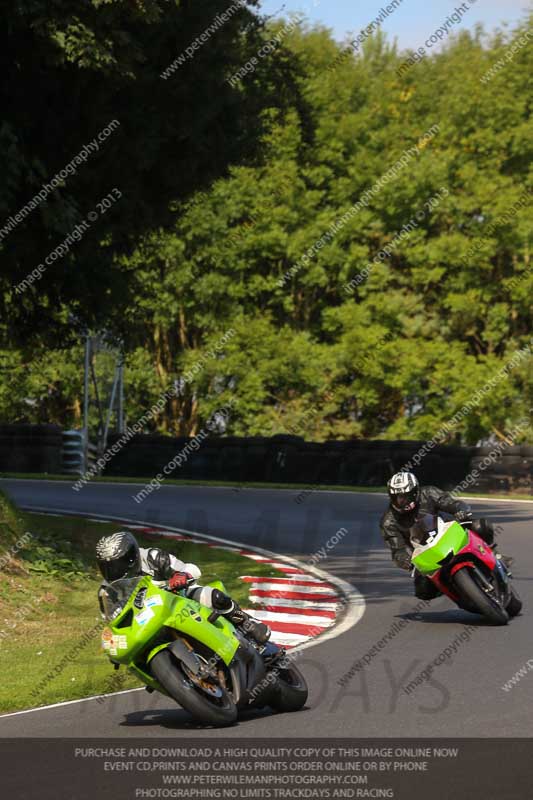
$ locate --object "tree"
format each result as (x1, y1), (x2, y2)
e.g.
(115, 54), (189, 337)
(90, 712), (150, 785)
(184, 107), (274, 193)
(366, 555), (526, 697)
(2, 12), (532, 444)
(0, 0), (298, 343)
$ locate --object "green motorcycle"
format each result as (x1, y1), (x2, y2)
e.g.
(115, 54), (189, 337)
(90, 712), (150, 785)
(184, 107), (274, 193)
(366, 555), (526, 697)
(410, 513), (522, 625)
(100, 575), (308, 726)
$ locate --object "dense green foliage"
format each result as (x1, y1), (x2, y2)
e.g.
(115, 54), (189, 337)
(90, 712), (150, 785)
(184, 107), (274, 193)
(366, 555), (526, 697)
(0, 0), (296, 338)
(2, 8), (532, 444)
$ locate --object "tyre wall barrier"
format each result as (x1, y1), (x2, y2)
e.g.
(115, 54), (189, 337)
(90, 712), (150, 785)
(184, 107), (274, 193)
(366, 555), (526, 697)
(1, 425), (532, 494)
(0, 424), (63, 474)
(103, 433), (533, 494)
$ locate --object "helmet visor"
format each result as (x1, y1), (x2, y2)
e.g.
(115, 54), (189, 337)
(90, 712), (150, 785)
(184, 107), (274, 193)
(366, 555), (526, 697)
(392, 489), (418, 512)
(98, 542), (139, 582)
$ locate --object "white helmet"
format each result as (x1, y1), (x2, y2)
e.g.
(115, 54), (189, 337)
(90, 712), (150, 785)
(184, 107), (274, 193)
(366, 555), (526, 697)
(387, 471), (420, 513)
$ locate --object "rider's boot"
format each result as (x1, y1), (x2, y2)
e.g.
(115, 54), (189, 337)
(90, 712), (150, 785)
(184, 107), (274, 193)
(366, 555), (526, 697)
(224, 603), (271, 644)
(211, 588), (271, 644)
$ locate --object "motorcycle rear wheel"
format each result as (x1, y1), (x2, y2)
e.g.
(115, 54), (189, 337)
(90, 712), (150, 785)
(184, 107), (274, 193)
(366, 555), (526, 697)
(151, 650), (238, 726)
(454, 569), (509, 625)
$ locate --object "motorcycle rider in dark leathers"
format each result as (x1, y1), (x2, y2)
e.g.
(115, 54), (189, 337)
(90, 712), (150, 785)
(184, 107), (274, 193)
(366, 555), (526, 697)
(380, 472), (499, 600)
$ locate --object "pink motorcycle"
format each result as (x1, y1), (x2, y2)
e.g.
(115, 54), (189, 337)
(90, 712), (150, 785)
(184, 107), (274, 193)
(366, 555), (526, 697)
(410, 513), (522, 625)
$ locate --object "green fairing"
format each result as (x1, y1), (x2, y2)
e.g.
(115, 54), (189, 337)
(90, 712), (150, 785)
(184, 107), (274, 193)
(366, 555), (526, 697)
(411, 521), (468, 575)
(100, 576), (240, 693)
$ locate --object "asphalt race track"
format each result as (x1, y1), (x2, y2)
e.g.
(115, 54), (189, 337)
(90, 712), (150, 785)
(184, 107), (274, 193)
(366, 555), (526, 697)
(1, 479), (532, 738)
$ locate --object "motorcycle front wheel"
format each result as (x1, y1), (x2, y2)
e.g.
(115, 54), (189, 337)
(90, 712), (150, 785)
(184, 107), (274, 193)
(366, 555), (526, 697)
(506, 585), (523, 617)
(151, 649), (238, 726)
(268, 663), (308, 712)
(454, 569), (509, 626)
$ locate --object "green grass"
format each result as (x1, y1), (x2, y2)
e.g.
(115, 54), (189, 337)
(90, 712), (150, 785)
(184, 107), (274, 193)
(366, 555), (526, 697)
(457, 491), (533, 501)
(0, 489), (25, 548)
(0, 496), (283, 714)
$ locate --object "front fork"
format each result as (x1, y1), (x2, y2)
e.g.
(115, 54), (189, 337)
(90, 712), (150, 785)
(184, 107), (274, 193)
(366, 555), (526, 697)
(468, 562), (509, 610)
(493, 558), (511, 604)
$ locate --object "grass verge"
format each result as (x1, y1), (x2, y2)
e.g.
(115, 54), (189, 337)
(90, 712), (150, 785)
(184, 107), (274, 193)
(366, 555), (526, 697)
(0, 493), (283, 714)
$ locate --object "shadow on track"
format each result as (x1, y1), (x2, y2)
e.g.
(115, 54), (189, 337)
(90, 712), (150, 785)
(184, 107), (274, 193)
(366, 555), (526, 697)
(120, 704), (307, 730)
(397, 609), (508, 626)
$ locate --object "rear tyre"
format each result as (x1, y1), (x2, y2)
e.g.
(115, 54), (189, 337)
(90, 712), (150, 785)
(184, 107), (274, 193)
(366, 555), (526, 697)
(268, 664), (308, 712)
(454, 569), (508, 625)
(150, 650), (237, 726)
(506, 585), (523, 617)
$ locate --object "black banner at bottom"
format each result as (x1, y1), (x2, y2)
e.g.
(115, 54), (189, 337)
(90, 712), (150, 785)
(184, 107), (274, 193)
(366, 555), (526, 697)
(1, 739), (530, 800)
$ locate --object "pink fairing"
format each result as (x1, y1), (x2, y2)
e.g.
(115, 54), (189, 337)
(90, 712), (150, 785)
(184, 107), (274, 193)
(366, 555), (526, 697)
(431, 528), (497, 600)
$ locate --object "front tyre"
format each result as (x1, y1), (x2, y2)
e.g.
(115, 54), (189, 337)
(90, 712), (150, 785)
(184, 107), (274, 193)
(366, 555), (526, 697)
(150, 650), (237, 726)
(506, 585), (523, 617)
(454, 569), (509, 626)
(268, 664), (308, 712)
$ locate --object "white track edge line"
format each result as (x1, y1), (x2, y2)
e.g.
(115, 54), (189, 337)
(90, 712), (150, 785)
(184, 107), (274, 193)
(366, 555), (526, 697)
(0, 688), (146, 719)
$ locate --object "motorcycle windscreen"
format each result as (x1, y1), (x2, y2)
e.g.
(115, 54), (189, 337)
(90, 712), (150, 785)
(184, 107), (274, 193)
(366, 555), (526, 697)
(101, 577), (142, 621)
(411, 519), (468, 574)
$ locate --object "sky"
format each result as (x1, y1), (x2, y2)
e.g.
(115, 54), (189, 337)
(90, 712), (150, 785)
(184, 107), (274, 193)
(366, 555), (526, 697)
(259, 0), (532, 50)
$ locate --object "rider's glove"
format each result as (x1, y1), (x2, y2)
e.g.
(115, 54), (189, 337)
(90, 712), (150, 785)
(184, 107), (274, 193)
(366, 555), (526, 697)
(455, 509), (473, 523)
(394, 549), (412, 571)
(168, 572), (193, 592)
